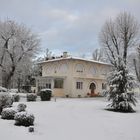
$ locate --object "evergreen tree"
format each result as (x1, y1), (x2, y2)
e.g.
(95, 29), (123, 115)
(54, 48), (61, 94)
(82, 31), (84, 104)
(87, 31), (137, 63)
(107, 59), (137, 112)
(99, 12), (139, 112)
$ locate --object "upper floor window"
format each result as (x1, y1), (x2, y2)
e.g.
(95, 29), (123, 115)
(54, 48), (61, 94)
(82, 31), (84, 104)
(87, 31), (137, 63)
(60, 63), (68, 73)
(46, 65), (53, 74)
(101, 67), (107, 75)
(89, 66), (97, 75)
(75, 64), (84, 73)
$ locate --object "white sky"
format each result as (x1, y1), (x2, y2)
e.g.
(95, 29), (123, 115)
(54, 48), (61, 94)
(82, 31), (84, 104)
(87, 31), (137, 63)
(0, 0), (140, 58)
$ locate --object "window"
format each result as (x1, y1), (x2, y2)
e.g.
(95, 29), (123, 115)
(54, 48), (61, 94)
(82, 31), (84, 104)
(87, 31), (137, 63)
(54, 79), (64, 88)
(102, 83), (107, 90)
(76, 82), (83, 89)
(46, 83), (51, 89)
(46, 66), (52, 74)
(75, 64), (84, 73)
(101, 67), (107, 75)
(45, 79), (52, 89)
(60, 63), (68, 73)
(90, 66), (97, 75)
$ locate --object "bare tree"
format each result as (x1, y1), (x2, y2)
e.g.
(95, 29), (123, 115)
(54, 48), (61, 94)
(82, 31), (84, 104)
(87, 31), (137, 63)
(92, 48), (103, 61)
(99, 12), (139, 112)
(0, 20), (40, 88)
(45, 48), (52, 60)
(92, 48), (108, 62)
(100, 12), (139, 67)
(133, 45), (140, 82)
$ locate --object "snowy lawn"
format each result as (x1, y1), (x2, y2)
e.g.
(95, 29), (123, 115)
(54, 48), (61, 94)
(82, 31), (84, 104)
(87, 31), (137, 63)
(0, 97), (140, 140)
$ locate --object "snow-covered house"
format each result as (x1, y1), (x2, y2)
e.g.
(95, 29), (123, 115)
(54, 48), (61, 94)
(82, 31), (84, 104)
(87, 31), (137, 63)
(37, 52), (111, 97)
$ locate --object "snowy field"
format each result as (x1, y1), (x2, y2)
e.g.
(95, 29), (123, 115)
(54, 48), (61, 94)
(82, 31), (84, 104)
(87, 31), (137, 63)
(0, 97), (140, 140)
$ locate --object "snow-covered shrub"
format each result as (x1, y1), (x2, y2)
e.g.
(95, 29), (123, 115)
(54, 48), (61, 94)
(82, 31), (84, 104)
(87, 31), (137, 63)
(12, 94), (20, 102)
(17, 103), (27, 112)
(28, 126), (34, 132)
(40, 89), (52, 101)
(1, 108), (17, 120)
(27, 93), (37, 102)
(14, 112), (35, 126)
(0, 92), (13, 114)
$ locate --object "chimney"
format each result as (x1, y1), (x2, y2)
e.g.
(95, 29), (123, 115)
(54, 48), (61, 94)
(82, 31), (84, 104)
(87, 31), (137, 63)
(63, 52), (68, 58)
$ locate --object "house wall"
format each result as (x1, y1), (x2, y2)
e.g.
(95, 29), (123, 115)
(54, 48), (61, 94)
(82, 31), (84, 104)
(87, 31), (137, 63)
(40, 59), (111, 97)
(70, 60), (108, 97)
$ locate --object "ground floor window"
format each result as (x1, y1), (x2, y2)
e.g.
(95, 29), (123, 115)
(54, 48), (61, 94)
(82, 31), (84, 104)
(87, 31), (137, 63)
(54, 79), (64, 88)
(46, 83), (51, 89)
(102, 83), (107, 90)
(76, 82), (83, 89)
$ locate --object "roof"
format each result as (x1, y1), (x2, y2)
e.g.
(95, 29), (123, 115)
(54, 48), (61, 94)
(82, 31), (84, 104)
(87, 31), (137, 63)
(38, 56), (111, 66)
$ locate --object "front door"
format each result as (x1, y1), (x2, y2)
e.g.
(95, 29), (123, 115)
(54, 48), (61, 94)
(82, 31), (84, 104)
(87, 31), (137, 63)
(89, 83), (96, 95)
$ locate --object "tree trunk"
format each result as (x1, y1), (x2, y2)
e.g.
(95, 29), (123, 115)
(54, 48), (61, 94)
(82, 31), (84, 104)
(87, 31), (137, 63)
(4, 66), (15, 89)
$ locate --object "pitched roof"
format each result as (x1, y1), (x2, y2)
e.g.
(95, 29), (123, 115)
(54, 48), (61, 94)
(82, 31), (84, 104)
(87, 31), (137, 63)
(38, 56), (111, 66)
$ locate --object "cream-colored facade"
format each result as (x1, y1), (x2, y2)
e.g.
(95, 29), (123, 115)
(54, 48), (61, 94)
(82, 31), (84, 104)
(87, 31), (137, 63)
(37, 57), (111, 97)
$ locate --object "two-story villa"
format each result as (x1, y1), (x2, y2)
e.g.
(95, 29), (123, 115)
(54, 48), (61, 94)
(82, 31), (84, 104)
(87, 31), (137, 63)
(37, 52), (111, 97)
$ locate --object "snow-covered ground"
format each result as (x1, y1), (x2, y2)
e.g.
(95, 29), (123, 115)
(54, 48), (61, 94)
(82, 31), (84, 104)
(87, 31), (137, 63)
(0, 97), (140, 140)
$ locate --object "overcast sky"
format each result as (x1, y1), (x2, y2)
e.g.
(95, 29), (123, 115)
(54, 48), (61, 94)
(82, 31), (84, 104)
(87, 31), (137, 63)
(0, 0), (140, 58)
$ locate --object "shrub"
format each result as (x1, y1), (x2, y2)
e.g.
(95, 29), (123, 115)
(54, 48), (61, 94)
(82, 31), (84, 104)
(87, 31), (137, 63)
(40, 89), (52, 101)
(28, 126), (34, 132)
(1, 108), (17, 120)
(0, 92), (13, 114)
(78, 95), (81, 98)
(12, 94), (20, 102)
(66, 95), (69, 98)
(27, 93), (37, 102)
(14, 112), (35, 126)
(17, 103), (27, 112)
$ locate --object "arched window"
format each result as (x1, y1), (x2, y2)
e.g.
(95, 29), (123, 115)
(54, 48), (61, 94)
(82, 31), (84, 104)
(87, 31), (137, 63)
(75, 64), (84, 73)
(89, 66), (97, 75)
(101, 67), (107, 75)
(60, 63), (68, 73)
(46, 65), (53, 74)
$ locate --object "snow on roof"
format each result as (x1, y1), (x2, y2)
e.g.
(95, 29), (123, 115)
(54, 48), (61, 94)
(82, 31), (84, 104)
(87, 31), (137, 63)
(38, 56), (111, 66)
(40, 88), (52, 92)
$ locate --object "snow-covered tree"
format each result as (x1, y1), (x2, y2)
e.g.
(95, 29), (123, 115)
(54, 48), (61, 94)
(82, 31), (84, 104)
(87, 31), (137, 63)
(0, 20), (40, 88)
(99, 12), (139, 112)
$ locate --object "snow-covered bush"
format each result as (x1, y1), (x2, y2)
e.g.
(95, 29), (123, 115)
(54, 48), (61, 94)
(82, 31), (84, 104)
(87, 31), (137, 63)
(28, 126), (34, 132)
(14, 112), (35, 126)
(17, 103), (27, 112)
(40, 89), (52, 101)
(27, 93), (37, 102)
(1, 108), (17, 120)
(0, 92), (13, 114)
(12, 94), (20, 102)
